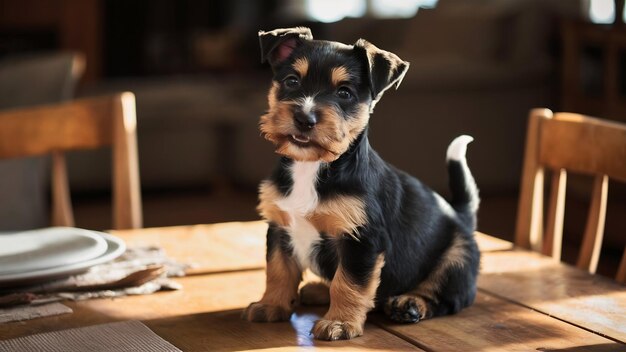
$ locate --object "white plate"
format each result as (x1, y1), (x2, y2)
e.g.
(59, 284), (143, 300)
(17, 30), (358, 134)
(0, 231), (126, 286)
(0, 227), (108, 275)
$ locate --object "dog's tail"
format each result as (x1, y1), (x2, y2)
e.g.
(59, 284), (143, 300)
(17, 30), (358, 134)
(446, 135), (480, 230)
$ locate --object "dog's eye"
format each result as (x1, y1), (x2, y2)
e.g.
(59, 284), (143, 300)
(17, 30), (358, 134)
(283, 75), (300, 89)
(337, 87), (353, 100)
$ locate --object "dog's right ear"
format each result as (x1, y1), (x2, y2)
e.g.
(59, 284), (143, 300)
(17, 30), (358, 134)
(353, 39), (409, 112)
(258, 27), (313, 68)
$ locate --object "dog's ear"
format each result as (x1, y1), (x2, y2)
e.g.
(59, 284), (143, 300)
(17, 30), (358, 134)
(354, 39), (409, 111)
(258, 27), (313, 68)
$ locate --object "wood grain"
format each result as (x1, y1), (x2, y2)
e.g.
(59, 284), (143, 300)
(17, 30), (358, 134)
(3, 222), (626, 350)
(479, 249), (626, 342)
(475, 231), (514, 252)
(152, 309), (422, 352)
(0, 271), (423, 351)
(111, 222), (626, 344)
(374, 293), (621, 352)
(0, 96), (113, 159)
(538, 114), (626, 183)
(111, 223), (512, 274)
(110, 221), (269, 274)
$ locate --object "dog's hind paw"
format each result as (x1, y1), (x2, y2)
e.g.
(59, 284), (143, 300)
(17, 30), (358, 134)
(384, 295), (429, 323)
(300, 282), (330, 306)
(311, 319), (363, 340)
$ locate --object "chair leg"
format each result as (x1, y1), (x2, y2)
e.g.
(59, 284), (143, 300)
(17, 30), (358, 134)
(51, 151), (75, 227)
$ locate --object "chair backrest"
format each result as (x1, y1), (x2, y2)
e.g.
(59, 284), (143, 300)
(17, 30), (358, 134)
(0, 93), (142, 230)
(0, 52), (85, 230)
(515, 108), (626, 284)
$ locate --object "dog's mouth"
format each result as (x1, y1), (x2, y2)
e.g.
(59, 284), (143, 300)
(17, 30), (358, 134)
(290, 134), (311, 146)
(261, 132), (343, 162)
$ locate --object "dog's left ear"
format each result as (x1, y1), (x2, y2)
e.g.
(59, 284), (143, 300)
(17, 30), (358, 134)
(258, 27), (313, 69)
(354, 39), (409, 111)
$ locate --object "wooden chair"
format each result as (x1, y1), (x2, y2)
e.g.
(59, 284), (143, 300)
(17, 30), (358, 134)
(0, 52), (85, 230)
(515, 108), (626, 284)
(0, 93), (142, 230)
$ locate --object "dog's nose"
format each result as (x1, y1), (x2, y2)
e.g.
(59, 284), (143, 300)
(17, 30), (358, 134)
(294, 111), (317, 131)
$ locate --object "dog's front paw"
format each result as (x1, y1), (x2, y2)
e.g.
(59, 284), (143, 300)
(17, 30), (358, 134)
(242, 302), (292, 322)
(384, 295), (428, 323)
(311, 319), (363, 340)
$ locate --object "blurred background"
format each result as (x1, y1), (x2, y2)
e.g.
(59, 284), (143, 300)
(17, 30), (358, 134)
(0, 0), (625, 269)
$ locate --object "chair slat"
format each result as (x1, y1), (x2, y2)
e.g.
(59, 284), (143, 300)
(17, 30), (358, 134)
(112, 93), (143, 230)
(50, 152), (75, 227)
(543, 169), (567, 260)
(576, 174), (609, 273)
(515, 108), (552, 250)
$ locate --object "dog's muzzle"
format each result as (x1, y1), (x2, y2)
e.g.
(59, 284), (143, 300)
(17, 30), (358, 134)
(294, 110), (317, 132)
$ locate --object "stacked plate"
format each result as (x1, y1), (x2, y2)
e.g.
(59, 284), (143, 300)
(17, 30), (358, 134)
(0, 227), (126, 287)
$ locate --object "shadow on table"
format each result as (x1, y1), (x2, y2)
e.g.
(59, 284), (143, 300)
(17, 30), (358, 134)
(537, 344), (626, 352)
(144, 307), (421, 351)
(143, 301), (605, 352)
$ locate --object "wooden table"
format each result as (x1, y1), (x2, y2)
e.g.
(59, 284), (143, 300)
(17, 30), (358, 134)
(1, 221), (626, 351)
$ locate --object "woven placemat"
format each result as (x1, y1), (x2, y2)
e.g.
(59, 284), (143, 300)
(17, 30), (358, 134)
(0, 302), (72, 324)
(0, 320), (181, 352)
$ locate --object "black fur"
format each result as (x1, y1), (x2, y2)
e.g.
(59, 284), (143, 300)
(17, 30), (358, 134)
(266, 224), (293, 261)
(256, 27), (480, 327)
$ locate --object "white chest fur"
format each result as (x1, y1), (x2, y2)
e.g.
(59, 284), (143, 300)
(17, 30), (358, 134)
(276, 161), (322, 272)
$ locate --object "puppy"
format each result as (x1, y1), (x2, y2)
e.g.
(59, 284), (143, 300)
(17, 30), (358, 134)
(243, 27), (480, 341)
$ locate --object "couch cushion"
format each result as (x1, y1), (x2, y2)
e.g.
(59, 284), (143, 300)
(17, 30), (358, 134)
(401, 6), (515, 63)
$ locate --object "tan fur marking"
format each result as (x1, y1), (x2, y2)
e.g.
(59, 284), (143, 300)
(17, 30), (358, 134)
(413, 234), (469, 302)
(259, 83), (292, 145)
(312, 103), (369, 162)
(307, 195), (367, 237)
(257, 182), (290, 226)
(383, 233), (470, 323)
(266, 82), (279, 110)
(259, 81), (370, 162)
(293, 58), (309, 78)
(345, 103), (371, 141)
(312, 254), (385, 340)
(331, 66), (350, 86)
(263, 249), (302, 307)
(243, 248), (302, 322)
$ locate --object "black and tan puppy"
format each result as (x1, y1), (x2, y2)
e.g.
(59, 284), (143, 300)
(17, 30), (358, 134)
(243, 27), (480, 341)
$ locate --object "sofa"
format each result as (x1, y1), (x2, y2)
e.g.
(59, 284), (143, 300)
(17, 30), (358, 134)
(69, 0), (582, 198)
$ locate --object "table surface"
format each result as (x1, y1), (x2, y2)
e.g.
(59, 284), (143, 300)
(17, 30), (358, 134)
(1, 221), (625, 351)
